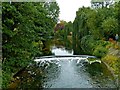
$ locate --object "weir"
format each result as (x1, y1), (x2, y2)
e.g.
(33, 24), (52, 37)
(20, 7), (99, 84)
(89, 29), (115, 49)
(34, 55), (101, 65)
(12, 45), (116, 89)
(33, 55), (115, 88)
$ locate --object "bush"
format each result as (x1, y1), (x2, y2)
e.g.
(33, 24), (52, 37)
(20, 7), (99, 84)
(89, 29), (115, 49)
(102, 55), (119, 74)
(93, 45), (108, 58)
(80, 35), (97, 55)
(96, 40), (112, 47)
(2, 71), (12, 88)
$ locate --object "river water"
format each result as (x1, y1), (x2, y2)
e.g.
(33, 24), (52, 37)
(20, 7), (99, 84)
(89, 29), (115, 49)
(34, 45), (116, 88)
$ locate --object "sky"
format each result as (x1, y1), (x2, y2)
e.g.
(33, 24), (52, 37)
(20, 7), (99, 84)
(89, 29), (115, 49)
(56, 0), (91, 22)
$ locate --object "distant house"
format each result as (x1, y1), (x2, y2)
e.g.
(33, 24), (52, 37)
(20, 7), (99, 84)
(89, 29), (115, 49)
(91, 0), (120, 8)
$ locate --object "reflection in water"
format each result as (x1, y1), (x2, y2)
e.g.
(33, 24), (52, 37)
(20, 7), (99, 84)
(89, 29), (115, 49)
(34, 46), (116, 88)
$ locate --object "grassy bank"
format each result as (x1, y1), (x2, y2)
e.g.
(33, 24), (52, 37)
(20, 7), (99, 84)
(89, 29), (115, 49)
(101, 42), (120, 88)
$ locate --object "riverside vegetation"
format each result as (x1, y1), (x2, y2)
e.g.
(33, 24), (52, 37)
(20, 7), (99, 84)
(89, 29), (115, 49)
(2, 2), (59, 88)
(2, 1), (120, 89)
(55, 1), (120, 87)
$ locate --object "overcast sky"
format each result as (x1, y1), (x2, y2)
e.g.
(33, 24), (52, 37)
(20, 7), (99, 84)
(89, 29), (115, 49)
(56, 0), (91, 22)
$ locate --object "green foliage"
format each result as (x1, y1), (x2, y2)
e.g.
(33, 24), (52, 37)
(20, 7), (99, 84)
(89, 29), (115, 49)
(102, 17), (118, 39)
(64, 22), (73, 40)
(81, 35), (97, 55)
(54, 21), (72, 42)
(93, 45), (108, 58)
(102, 55), (120, 74)
(96, 40), (112, 47)
(44, 2), (60, 23)
(80, 35), (112, 56)
(2, 2), (59, 88)
(71, 2), (120, 55)
(92, 40), (112, 58)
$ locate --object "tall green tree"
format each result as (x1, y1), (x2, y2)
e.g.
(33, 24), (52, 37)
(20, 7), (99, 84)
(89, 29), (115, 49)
(2, 2), (59, 88)
(72, 1), (120, 55)
(101, 17), (118, 39)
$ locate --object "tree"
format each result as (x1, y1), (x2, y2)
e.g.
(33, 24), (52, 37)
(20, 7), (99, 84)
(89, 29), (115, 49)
(72, 7), (91, 54)
(2, 2), (59, 88)
(102, 17), (118, 40)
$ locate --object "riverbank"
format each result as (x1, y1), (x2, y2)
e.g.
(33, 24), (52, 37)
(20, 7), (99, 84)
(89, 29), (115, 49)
(102, 42), (120, 74)
(101, 41), (120, 88)
(7, 39), (118, 89)
(66, 34), (120, 88)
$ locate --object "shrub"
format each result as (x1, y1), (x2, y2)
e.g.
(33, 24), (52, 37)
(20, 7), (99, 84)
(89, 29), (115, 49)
(102, 55), (119, 74)
(80, 35), (97, 55)
(93, 45), (108, 58)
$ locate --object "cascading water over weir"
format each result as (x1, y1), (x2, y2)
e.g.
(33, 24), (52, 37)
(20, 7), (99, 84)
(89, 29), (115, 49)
(31, 45), (116, 88)
(33, 55), (115, 88)
(14, 45), (116, 89)
(34, 55), (99, 68)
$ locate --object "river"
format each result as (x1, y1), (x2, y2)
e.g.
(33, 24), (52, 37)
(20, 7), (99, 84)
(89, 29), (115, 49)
(12, 44), (117, 89)
(35, 45), (116, 88)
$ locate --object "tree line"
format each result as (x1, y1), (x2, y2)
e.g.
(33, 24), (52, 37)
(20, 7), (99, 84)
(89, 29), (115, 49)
(59, 1), (120, 56)
(73, 1), (120, 55)
(2, 2), (59, 88)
